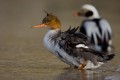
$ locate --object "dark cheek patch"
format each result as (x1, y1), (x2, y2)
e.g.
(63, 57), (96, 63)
(85, 11), (93, 17)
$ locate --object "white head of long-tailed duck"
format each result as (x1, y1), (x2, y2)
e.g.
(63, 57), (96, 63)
(74, 4), (100, 19)
(81, 4), (100, 19)
(73, 4), (114, 54)
(32, 12), (114, 70)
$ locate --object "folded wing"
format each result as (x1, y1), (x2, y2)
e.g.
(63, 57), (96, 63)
(59, 27), (112, 65)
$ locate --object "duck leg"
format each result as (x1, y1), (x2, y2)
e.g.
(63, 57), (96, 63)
(78, 60), (88, 70)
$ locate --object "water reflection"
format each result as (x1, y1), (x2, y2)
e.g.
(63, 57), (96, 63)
(54, 68), (105, 80)
(105, 75), (120, 80)
(53, 64), (120, 80)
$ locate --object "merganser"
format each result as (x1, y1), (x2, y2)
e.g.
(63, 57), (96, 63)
(73, 4), (113, 53)
(32, 12), (114, 69)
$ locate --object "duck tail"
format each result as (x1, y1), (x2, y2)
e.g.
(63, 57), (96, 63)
(106, 54), (115, 61)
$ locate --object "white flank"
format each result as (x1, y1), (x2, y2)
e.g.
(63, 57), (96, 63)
(43, 29), (80, 67)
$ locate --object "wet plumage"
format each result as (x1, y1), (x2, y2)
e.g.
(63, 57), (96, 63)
(32, 12), (114, 69)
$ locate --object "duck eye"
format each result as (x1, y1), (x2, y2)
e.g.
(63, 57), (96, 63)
(43, 18), (50, 24)
(45, 21), (49, 24)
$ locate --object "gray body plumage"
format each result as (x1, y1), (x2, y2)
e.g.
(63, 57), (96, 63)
(43, 29), (80, 67)
(43, 27), (111, 69)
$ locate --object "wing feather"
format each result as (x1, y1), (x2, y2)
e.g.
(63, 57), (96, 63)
(100, 19), (112, 41)
(59, 27), (107, 63)
(80, 19), (112, 51)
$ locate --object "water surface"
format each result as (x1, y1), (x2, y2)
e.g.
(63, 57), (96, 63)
(0, 0), (120, 80)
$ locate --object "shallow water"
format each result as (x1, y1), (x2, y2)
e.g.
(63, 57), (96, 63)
(0, 0), (120, 80)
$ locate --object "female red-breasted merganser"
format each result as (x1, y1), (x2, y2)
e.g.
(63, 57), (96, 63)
(32, 12), (114, 69)
(73, 4), (113, 54)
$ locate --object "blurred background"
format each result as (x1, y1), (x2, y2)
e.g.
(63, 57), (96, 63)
(0, 0), (120, 80)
